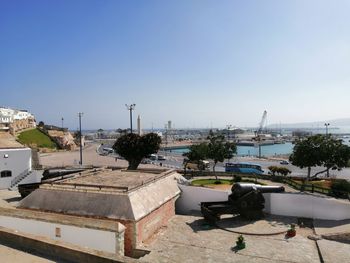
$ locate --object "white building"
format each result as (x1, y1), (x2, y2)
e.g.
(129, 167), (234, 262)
(0, 107), (36, 134)
(0, 133), (35, 189)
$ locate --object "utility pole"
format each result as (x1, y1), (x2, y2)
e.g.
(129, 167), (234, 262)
(61, 117), (64, 129)
(125, 104), (136, 133)
(78, 112), (83, 165)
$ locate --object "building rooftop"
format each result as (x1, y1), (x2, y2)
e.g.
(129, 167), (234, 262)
(19, 168), (182, 221)
(0, 132), (25, 149)
(41, 168), (175, 192)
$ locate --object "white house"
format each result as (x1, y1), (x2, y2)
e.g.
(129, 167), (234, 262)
(0, 133), (34, 189)
(0, 107), (36, 134)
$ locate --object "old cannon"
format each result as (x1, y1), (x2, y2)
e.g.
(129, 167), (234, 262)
(201, 183), (285, 222)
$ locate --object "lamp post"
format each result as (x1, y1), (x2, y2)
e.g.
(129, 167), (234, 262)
(324, 123), (330, 136)
(324, 123), (330, 177)
(78, 112), (83, 165)
(125, 104), (136, 133)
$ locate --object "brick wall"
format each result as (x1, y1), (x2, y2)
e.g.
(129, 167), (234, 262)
(136, 198), (176, 245)
(115, 197), (177, 257)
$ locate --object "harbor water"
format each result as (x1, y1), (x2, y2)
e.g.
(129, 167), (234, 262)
(167, 142), (294, 157)
(167, 138), (350, 157)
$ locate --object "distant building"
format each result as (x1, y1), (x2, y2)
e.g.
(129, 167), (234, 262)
(0, 107), (36, 135)
(137, 115), (142, 135)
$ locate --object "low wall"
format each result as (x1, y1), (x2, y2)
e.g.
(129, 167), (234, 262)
(176, 184), (230, 214)
(0, 215), (118, 253)
(267, 193), (350, 220)
(0, 226), (135, 263)
(0, 208), (125, 255)
(176, 184), (350, 220)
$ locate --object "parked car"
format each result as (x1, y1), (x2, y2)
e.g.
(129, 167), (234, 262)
(149, 154), (157, 160)
(280, 160), (289, 165)
(157, 155), (166, 161)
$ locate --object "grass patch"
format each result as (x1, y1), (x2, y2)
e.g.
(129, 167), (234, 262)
(191, 178), (265, 186)
(18, 128), (57, 149)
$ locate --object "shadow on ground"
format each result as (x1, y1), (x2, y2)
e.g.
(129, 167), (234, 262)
(186, 213), (295, 235)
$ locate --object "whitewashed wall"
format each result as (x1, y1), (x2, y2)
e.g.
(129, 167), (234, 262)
(0, 148), (32, 189)
(176, 184), (350, 220)
(176, 184), (230, 214)
(0, 215), (119, 253)
(267, 193), (350, 220)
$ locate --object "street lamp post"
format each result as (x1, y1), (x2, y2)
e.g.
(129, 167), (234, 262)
(78, 112), (83, 165)
(125, 104), (136, 133)
(324, 123), (330, 177)
(324, 123), (330, 136)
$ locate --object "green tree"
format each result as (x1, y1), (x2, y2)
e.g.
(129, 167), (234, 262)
(183, 143), (209, 170)
(290, 135), (350, 180)
(113, 133), (161, 170)
(207, 130), (237, 180)
(318, 137), (350, 178)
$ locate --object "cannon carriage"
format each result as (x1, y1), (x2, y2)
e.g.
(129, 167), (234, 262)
(201, 183), (285, 223)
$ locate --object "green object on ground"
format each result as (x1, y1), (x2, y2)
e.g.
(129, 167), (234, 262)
(17, 128), (57, 149)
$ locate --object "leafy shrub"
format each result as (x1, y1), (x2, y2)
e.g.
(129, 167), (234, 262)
(234, 175), (242, 182)
(331, 179), (350, 198)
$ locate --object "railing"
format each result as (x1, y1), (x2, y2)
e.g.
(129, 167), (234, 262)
(10, 169), (31, 188)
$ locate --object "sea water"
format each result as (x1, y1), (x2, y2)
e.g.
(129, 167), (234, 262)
(167, 142), (294, 157)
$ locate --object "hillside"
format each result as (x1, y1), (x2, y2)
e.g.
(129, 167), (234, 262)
(17, 128), (58, 149)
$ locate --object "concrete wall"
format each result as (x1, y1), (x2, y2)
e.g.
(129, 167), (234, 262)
(176, 185), (350, 220)
(0, 215), (120, 254)
(267, 193), (350, 220)
(176, 184), (230, 214)
(0, 227), (135, 263)
(0, 148), (32, 189)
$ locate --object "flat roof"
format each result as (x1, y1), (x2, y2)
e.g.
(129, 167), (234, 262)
(47, 168), (174, 192)
(0, 132), (25, 149)
(20, 168), (182, 221)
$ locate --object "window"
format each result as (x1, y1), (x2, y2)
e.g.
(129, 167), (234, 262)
(1, 170), (12, 178)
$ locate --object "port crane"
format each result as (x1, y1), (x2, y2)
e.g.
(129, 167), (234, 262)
(253, 110), (268, 142)
(256, 110), (267, 135)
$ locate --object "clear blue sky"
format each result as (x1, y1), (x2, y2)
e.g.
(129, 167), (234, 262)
(1, 0), (350, 130)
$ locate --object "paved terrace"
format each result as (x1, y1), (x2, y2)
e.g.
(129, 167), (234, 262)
(41, 168), (174, 192)
(141, 214), (323, 263)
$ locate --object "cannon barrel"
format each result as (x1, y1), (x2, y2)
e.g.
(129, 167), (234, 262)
(231, 183), (285, 196)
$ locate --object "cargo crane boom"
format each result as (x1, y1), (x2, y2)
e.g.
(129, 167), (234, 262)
(257, 110), (267, 135)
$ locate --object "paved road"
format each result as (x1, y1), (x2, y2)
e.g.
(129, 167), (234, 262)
(94, 143), (350, 180)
